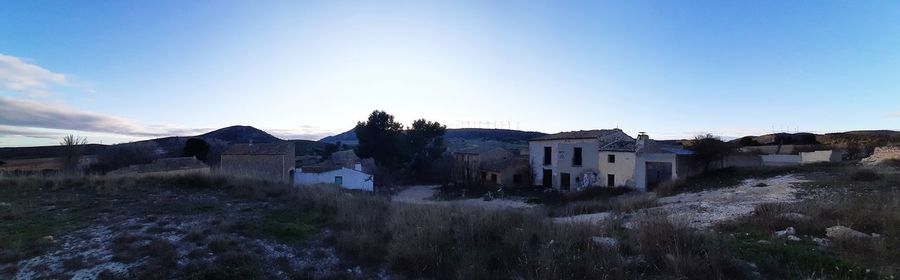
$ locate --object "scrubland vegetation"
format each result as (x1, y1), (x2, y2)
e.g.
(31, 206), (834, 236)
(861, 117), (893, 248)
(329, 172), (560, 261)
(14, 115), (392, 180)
(1, 163), (898, 279)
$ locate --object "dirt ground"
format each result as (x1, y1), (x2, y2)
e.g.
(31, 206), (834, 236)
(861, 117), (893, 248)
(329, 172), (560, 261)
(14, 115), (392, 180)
(392, 185), (537, 210)
(553, 174), (814, 229)
(1, 184), (388, 279)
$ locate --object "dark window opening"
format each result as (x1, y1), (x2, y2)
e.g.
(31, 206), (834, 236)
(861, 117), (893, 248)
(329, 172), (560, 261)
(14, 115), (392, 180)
(481, 171), (487, 180)
(607, 174), (615, 187)
(543, 147), (552, 165)
(335, 176), (343, 185)
(560, 173), (571, 190)
(573, 147), (582, 166)
(513, 174), (522, 184)
(490, 173), (498, 184)
(608, 154), (616, 163)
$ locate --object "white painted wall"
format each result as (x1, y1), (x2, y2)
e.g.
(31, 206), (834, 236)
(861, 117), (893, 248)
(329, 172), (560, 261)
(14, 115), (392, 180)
(634, 153), (678, 192)
(598, 151), (636, 187)
(760, 155), (801, 166)
(800, 150), (843, 164)
(529, 139), (599, 190)
(295, 167), (374, 191)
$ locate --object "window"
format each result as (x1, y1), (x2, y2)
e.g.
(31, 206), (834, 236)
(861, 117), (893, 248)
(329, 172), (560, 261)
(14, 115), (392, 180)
(490, 173), (498, 184)
(607, 174), (615, 187)
(513, 174), (522, 184)
(608, 154), (616, 163)
(543, 147), (552, 165)
(334, 176), (343, 185)
(481, 171), (487, 180)
(573, 147), (582, 166)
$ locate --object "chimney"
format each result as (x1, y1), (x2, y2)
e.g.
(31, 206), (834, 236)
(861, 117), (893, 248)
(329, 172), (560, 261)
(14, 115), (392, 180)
(636, 132), (649, 151)
(354, 163), (362, 171)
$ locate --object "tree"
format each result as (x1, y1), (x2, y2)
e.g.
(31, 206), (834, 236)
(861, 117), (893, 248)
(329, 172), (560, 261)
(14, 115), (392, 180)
(183, 138), (211, 162)
(354, 110), (407, 169)
(686, 134), (734, 172)
(354, 111), (448, 186)
(60, 134), (88, 175)
(406, 119), (447, 182)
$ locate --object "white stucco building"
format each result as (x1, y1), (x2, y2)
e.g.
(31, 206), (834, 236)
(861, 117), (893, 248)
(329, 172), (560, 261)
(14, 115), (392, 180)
(633, 133), (695, 191)
(294, 163), (374, 191)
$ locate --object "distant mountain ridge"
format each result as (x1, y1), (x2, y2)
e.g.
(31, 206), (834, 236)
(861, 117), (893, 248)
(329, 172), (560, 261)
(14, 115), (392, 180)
(319, 128), (547, 144)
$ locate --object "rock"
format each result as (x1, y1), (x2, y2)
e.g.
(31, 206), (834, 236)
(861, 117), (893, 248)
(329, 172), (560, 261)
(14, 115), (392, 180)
(776, 212), (811, 223)
(774, 227), (796, 237)
(871, 233), (881, 238)
(826, 226), (870, 241)
(786, 235), (801, 242)
(41, 235), (56, 244)
(812, 237), (829, 247)
(591, 236), (618, 249)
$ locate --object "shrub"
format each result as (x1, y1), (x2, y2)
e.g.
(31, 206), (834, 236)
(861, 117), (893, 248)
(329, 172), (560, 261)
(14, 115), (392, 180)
(850, 169), (880, 181)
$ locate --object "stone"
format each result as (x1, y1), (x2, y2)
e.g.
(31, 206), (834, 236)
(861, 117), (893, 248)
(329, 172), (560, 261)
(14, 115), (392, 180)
(826, 226), (870, 241)
(774, 227), (796, 237)
(591, 236), (619, 249)
(812, 237), (829, 247)
(786, 235), (801, 242)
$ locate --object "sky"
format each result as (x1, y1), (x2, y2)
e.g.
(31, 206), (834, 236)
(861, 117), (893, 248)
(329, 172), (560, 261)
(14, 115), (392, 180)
(1, 0), (899, 147)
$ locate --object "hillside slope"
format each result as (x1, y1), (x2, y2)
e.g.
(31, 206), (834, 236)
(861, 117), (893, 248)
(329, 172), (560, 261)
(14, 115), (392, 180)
(320, 128), (546, 144)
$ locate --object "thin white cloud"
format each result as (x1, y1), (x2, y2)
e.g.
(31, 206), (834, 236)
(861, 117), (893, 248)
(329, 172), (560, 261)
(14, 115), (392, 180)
(0, 54), (68, 96)
(0, 96), (206, 137)
(267, 126), (342, 140)
(0, 125), (66, 140)
(889, 112), (900, 118)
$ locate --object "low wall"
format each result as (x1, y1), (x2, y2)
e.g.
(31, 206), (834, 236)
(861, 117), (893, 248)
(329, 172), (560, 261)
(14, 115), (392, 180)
(761, 155), (801, 166)
(862, 146), (900, 165)
(800, 150), (843, 164)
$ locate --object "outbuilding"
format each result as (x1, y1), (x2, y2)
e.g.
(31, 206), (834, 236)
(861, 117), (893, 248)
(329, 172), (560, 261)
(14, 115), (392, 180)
(295, 163), (374, 191)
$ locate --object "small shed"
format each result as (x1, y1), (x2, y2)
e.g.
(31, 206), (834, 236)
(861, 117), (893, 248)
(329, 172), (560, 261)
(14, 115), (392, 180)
(295, 163), (374, 191)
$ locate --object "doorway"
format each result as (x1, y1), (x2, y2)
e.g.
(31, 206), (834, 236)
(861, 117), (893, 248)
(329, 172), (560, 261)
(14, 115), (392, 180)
(542, 169), (552, 188)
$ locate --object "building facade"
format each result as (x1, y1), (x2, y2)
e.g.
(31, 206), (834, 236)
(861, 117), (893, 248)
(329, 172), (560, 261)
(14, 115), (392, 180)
(528, 129), (634, 190)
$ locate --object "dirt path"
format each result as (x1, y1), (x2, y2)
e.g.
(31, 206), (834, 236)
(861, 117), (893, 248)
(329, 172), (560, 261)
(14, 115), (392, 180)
(553, 174), (811, 230)
(655, 174), (809, 229)
(392, 185), (537, 210)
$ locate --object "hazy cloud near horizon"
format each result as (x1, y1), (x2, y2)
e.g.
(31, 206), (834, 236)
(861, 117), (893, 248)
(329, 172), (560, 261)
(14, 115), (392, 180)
(0, 54), (340, 144)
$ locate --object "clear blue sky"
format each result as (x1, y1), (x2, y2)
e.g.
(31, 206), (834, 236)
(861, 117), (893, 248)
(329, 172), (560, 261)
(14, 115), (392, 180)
(1, 0), (898, 146)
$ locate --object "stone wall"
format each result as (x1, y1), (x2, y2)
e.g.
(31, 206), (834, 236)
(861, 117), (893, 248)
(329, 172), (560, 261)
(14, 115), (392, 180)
(220, 154), (290, 182)
(862, 146), (900, 165)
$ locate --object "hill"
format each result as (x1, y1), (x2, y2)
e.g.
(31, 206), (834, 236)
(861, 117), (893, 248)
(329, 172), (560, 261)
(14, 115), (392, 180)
(320, 128), (547, 144)
(732, 130), (900, 147)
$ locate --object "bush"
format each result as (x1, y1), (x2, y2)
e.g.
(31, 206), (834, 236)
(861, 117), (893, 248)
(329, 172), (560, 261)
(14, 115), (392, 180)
(850, 169), (880, 181)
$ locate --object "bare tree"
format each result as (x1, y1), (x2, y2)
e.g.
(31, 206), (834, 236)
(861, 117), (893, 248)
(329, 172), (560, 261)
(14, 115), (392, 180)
(60, 134), (88, 175)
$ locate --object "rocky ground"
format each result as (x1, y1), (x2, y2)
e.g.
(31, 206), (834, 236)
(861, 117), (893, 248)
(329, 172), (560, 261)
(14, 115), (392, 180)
(0, 183), (388, 279)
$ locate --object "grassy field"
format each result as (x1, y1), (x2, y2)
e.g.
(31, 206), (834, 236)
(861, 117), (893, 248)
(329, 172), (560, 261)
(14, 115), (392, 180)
(1, 165), (898, 279)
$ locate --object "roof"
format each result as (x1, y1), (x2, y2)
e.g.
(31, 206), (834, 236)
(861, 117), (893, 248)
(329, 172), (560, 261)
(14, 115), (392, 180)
(298, 164), (342, 173)
(222, 143), (292, 155)
(454, 146), (509, 155)
(599, 140), (636, 152)
(481, 157), (529, 172)
(530, 129), (625, 141)
(639, 139), (694, 155)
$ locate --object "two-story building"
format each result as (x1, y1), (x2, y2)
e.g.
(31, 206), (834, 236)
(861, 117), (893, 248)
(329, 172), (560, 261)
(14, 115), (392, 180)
(528, 129), (634, 190)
